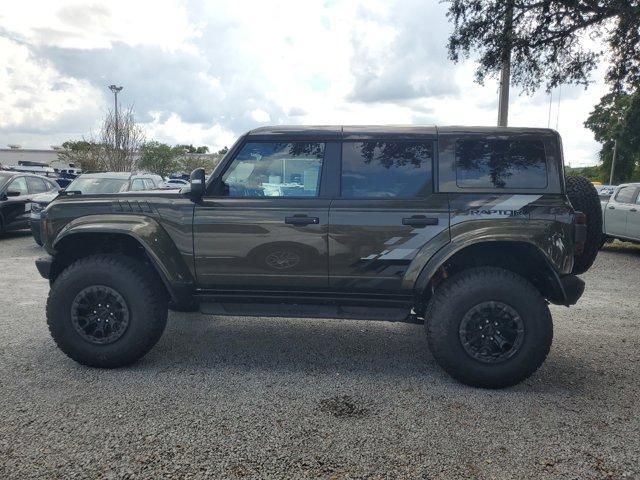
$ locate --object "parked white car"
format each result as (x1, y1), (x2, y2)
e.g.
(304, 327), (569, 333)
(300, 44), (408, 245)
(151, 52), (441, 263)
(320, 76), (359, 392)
(160, 178), (189, 189)
(602, 183), (640, 243)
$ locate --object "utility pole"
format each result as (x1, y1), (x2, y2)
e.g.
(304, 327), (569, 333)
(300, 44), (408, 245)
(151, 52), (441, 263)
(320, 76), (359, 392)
(497, 1), (514, 127)
(108, 85), (123, 149)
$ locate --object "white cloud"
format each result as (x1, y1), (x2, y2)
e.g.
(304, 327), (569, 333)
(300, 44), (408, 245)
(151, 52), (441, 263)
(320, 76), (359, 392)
(250, 108), (270, 123)
(143, 112), (235, 150)
(0, 0), (200, 52)
(0, 36), (102, 138)
(0, 0), (608, 165)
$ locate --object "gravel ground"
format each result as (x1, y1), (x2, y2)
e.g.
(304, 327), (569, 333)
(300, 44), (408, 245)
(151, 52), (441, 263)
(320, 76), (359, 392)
(0, 231), (638, 479)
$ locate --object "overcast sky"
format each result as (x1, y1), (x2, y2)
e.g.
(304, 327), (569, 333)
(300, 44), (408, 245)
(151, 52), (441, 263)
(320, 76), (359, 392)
(0, 0), (609, 166)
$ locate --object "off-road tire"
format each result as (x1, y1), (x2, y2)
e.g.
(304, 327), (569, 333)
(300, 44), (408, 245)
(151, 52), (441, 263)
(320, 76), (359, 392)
(425, 267), (553, 388)
(565, 175), (602, 274)
(47, 254), (168, 368)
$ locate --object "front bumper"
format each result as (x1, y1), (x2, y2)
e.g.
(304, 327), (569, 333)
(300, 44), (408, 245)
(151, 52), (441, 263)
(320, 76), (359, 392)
(35, 255), (53, 280)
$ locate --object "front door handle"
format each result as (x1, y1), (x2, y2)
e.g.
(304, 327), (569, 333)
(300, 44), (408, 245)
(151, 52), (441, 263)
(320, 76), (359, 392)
(285, 215), (320, 226)
(631, 208), (638, 213)
(402, 215), (439, 227)
(609, 206), (616, 209)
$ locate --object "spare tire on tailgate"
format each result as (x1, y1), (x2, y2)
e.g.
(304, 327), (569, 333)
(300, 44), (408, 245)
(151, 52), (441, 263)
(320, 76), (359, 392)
(565, 175), (602, 274)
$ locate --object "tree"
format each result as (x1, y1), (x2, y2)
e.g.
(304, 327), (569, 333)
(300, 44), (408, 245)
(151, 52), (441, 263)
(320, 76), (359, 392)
(99, 106), (145, 172)
(217, 146), (229, 155)
(585, 90), (640, 183)
(138, 142), (181, 178)
(175, 144), (210, 154)
(446, 1), (640, 93)
(177, 152), (223, 174)
(57, 140), (105, 172)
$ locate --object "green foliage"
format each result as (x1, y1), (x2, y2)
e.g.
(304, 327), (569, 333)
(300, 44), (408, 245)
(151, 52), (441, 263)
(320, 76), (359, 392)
(584, 90), (640, 183)
(446, 1), (640, 93)
(175, 144), (210, 154)
(57, 140), (105, 172)
(138, 141), (181, 178)
(565, 166), (605, 183)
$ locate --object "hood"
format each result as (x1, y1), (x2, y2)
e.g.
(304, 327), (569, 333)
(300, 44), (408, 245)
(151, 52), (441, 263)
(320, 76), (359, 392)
(32, 191), (60, 204)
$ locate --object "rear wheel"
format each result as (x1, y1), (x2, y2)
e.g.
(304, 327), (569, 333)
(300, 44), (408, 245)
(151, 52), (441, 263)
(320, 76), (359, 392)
(565, 175), (602, 274)
(425, 267), (553, 388)
(47, 254), (168, 368)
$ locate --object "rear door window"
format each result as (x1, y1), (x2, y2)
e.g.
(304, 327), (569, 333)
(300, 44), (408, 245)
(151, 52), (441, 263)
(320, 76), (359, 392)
(340, 141), (433, 198)
(455, 138), (548, 189)
(130, 179), (146, 191)
(26, 176), (49, 193)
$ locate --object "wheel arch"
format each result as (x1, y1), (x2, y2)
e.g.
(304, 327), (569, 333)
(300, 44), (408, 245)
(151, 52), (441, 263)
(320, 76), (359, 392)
(414, 239), (571, 309)
(50, 215), (195, 305)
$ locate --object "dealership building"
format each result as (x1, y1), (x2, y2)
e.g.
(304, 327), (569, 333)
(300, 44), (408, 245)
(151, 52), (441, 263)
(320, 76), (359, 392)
(0, 145), (78, 173)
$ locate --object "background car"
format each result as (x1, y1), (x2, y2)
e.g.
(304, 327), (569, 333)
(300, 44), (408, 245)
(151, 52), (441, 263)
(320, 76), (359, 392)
(601, 183), (640, 243)
(63, 172), (163, 195)
(160, 178), (189, 189)
(30, 190), (60, 245)
(0, 171), (58, 234)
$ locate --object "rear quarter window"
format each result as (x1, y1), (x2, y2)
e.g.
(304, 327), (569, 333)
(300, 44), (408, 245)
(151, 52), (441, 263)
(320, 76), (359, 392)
(455, 138), (548, 189)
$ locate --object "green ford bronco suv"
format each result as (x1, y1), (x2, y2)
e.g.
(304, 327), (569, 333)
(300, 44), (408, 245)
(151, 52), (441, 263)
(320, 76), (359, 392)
(36, 126), (602, 388)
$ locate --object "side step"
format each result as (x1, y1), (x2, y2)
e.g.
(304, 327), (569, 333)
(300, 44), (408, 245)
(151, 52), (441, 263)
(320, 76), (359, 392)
(199, 302), (413, 322)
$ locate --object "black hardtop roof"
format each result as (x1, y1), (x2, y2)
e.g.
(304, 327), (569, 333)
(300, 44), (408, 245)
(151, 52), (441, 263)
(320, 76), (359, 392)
(247, 125), (558, 139)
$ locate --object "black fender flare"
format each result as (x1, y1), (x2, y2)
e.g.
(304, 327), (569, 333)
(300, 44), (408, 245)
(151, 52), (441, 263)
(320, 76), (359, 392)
(52, 214), (195, 305)
(412, 238), (574, 306)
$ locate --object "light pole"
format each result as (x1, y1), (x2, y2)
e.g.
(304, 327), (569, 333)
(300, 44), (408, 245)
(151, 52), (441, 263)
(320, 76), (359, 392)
(108, 84), (123, 149)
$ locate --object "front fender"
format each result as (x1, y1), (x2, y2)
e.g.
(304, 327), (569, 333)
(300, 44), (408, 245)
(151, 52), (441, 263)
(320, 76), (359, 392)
(53, 214), (195, 294)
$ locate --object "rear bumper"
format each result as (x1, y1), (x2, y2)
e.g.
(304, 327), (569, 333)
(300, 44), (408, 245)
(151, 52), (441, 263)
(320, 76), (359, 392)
(35, 255), (53, 279)
(558, 274), (585, 306)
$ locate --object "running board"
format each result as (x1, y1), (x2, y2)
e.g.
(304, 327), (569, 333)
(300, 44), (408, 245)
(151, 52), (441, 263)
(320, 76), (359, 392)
(199, 302), (413, 322)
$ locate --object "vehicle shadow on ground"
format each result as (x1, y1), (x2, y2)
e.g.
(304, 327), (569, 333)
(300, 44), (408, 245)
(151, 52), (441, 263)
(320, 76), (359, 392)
(0, 230), (32, 240)
(123, 312), (597, 393)
(153, 314), (437, 376)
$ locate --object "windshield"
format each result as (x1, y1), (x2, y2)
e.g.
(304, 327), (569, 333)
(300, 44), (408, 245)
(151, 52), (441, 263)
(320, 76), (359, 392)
(66, 177), (129, 194)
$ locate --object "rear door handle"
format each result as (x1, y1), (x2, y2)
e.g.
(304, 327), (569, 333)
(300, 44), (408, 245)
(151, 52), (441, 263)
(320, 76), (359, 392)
(609, 206), (615, 209)
(631, 208), (638, 213)
(402, 215), (439, 227)
(285, 215), (319, 226)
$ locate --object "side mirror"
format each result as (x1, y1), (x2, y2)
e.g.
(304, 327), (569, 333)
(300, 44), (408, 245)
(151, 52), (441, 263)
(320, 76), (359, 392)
(6, 190), (21, 197)
(186, 168), (206, 199)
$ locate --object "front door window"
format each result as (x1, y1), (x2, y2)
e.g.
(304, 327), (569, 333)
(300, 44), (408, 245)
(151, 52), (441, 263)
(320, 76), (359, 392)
(221, 142), (325, 198)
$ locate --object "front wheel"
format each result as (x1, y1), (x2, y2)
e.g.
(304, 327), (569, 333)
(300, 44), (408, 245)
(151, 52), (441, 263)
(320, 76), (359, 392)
(47, 254), (168, 368)
(425, 267), (553, 388)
